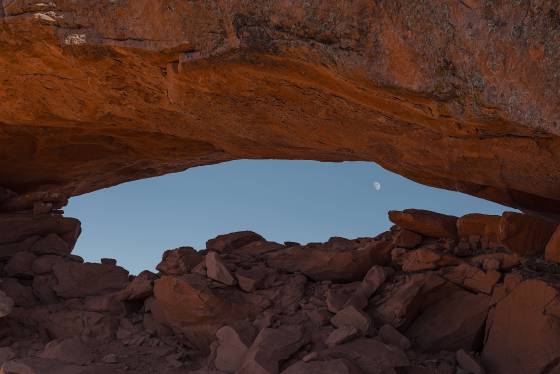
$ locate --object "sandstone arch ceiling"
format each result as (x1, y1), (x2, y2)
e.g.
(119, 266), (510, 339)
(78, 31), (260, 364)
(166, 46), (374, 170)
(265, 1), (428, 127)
(0, 0), (559, 217)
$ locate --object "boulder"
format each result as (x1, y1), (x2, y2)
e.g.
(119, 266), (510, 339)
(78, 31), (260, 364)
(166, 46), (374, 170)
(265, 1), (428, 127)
(32, 255), (67, 275)
(39, 337), (93, 365)
(0, 358), (85, 374)
(266, 240), (392, 282)
(118, 270), (157, 301)
(331, 306), (371, 334)
(4, 251), (36, 278)
(33, 274), (59, 304)
(30, 233), (71, 255)
(236, 326), (306, 374)
(156, 247), (204, 276)
(544, 225), (560, 263)
(457, 214), (501, 243)
(0, 278), (36, 307)
(441, 264), (501, 294)
(206, 231), (265, 253)
(0, 347), (15, 366)
(406, 290), (490, 352)
(214, 324), (256, 372)
(497, 212), (557, 256)
(388, 210), (458, 239)
(399, 249), (461, 272)
(205, 252), (236, 286)
(52, 262), (129, 298)
(482, 279), (560, 374)
(393, 230), (423, 249)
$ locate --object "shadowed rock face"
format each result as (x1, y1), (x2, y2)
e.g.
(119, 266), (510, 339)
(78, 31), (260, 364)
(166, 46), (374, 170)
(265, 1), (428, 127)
(1, 0), (560, 216)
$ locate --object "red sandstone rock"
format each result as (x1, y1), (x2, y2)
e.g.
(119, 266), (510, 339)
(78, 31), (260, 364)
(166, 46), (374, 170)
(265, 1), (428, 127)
(118, 270), (157, 301)
(331, 305), (371, 334)
(206, 231), (265, 253)
(389, 210), (458, 239)
(498, 212), (557, 256)
(406, 289), (490, 352)
(441, 264), (501, 294)
(205, 252), (237, 286)
(30, 234), (70, 256)
(266, 240), (391, 282)
(4, 251), (36, 278)
(394, 230), (423, 249)
(482, 280), (560, 374)
(214, 324), (256, 372)
(544, 225), (560, 263)
(0, 236), (39, 261)
(236, 326), (306, 374)
(52, 262), (129, 298)
(457, 214), (501, 244)
(0, 214), (80, 247)
(156, 247), (203, 276)
(0, 278), (36, 307)
(399, 249), (461, 272)
(325, 326), (359, 348)
(456, 350), (484, 374)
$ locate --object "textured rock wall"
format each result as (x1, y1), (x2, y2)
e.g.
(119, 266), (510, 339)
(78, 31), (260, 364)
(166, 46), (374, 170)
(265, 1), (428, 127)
(0, 1), (559, 217)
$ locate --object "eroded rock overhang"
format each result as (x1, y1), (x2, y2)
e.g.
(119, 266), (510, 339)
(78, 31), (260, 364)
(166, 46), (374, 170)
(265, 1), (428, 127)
(0, 0), (559, 217)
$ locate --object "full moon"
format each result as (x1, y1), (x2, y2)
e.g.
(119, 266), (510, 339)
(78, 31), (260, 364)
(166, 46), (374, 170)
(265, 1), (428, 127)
(373, 181), (382, 191)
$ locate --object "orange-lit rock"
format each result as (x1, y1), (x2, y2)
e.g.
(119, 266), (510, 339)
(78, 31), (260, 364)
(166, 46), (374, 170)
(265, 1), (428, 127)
(0, 1), (559, 217)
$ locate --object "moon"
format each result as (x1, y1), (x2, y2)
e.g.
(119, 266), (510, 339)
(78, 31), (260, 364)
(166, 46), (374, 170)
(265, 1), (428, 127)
(373, 181), (382, 191)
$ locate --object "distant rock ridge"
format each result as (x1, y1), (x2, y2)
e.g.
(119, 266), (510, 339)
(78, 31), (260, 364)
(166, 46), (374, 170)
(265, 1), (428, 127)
(0, 188), (560, 373)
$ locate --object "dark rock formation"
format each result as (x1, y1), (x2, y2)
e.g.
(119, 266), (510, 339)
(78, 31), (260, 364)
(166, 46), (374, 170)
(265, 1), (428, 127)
(1, 188), (560, 373)
(0, 1), (559, 217)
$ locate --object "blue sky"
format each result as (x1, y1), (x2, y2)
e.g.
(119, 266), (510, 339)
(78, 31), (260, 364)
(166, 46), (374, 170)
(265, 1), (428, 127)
(65, 160), (508, 274)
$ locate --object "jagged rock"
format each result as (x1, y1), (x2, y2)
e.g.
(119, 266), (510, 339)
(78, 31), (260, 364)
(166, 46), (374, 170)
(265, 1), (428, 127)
(389, 210), (458, 239)
(326, 338), (409, 374)
(394, 230), (423, 249)
(344, 266), (389, 310)
(440, 264), (501, 294)
(331, 306), (371, 334)
(378, 324), (411, 350)
(235, 267), (266, 292)
(52, 262), (129, 298)
(0, 290), (13, 318)
(214, 324), (256, 372)
(482, 279), (560, 374)
(399, 249), (460, 272)
(236, 326), (306, 374)
(153, 275), (251, 351)
(206, 231), (265, 253)
(282, 358), (363, 374)
(156, 247), (204, 276)
(31, 255), (66, 275)
(325, 326), (359, 347)
(4, 251), (36, 278)
(326, 283), (360, 313)
(497, 212), (557, 256)
(544, 225), (560, 264)
(205, 252), (236, 286)
(406, 290), (490, 352)
(39, 337), (93, 365)
(456, 350), (484, 374)
(30, 234), (71, 255)
(469, 253), (519, 271)
(118, 270), (157, 301)
(266, 240), (391, 282)
(457, 214), (500, 244)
